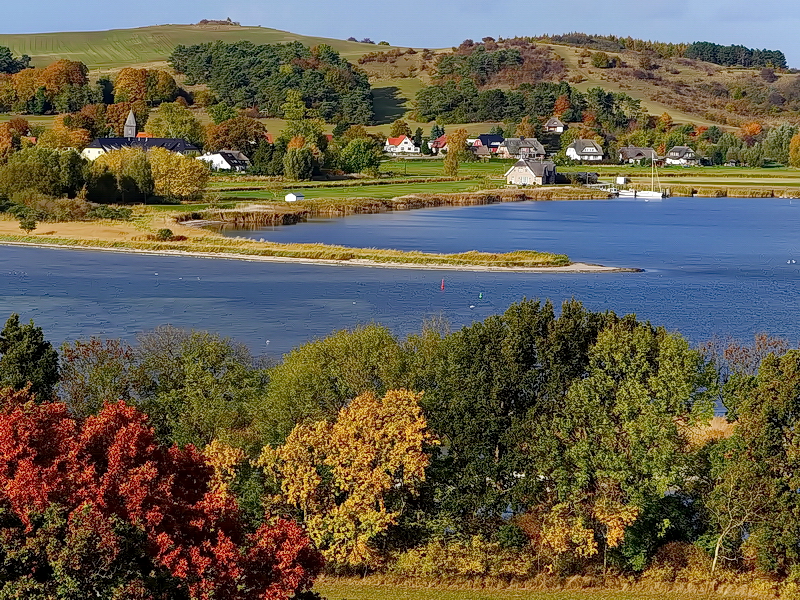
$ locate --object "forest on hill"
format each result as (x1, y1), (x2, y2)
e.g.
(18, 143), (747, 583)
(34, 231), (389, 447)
(2, 300), (800, 597)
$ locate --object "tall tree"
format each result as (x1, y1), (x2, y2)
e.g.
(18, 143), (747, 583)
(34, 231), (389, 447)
(145, 101), (205, 147)
(443, 127), (469, 177)
(0, 314), (59, 400)
(261, 389), (435, 568)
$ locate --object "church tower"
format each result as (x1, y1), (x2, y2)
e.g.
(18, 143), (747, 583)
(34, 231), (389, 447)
(123, 110), (137, 138)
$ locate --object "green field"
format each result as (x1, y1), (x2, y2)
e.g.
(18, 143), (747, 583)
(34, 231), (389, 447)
(316, 582), (722, 600)
(0, 24), (390, 71)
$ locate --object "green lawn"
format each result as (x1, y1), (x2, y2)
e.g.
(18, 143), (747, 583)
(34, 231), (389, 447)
(316, 582), (722, 600)
(217, 180), (486, 201)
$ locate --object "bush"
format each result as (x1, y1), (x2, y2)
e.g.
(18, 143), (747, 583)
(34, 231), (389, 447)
(156, 228), (174, 241)
(591, 52), (614, 68)
(87, 205), (133, 220)
(10, 190), (91, 221)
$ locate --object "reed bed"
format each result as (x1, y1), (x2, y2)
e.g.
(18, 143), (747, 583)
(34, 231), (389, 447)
(179, 188), (611, 226)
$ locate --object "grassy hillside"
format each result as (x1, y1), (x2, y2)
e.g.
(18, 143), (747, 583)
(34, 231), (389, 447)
(1, 24), (786, 128)
(0, 24), (386, 71)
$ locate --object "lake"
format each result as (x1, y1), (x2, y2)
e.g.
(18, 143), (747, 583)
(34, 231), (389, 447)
(3, 197), (800, 358)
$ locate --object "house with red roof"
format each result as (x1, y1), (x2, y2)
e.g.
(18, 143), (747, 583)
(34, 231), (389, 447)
(383, 135), (420, 154)
(430, 134), (448, 154)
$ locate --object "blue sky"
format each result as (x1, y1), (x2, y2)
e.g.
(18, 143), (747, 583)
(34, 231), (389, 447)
(4, 0), (800, 66)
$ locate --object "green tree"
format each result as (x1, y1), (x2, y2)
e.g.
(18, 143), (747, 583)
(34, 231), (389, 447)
(257, 324), (403, 444)
(430, 123), (444, 140)
(145, 101), (205, 147)
(283, 147), (314, 180)
(340, 137), (382, 174)
(405, 299), (610, 532)
(0, 314), (59, 400)
(206, 103), (238, 125)
(413, 127), (423, 147)
(282, 89), (307, 120)
(134, 326), (269, 452)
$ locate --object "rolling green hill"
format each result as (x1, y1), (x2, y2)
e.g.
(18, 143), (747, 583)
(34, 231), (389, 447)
(0, 24), (385, 71)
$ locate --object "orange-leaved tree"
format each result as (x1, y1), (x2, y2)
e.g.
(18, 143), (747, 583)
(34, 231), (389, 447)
(260, 389), (436, 568)
(0, 388), (322, 599)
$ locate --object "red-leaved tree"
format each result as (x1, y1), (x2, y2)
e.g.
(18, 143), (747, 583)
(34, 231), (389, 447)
(0, 387), (322, 599)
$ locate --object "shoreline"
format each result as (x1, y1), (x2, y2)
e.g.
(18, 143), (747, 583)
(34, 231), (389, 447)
(0, 240), (641, 273)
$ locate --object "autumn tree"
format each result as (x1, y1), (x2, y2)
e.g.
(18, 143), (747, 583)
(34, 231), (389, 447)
(145, 101), (205, 147)
(389, 119), (412, 138)
(148, 147), (210, 201)
(59, 337), (135, 417)
(37, 114), (92, 150)
(105, 100), (149, 136)
(205, 115), (268, 156)
(789, 133), (800, 167)
(553, 94), (571, 118)
(0, 314), (59, 400)
(114, 68), (177, 105)
(443, 127), (469, 177)
(261, 389), (435, 568)
(515, 116), (537, 138)
(0, 390), (323, 599)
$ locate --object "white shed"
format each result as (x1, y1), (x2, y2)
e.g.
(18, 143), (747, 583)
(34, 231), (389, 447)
(285, 192), (305, 202)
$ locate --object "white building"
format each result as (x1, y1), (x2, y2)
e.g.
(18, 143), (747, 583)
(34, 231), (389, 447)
(504, 160), (557, 185)
(383, 135), (420, 154)
(545, 117), (566, 133)
(197, 150), (251, 172)
(566, 139), (604, 162)
(285, 192), (305, 202)
(665, 146), (699, 166)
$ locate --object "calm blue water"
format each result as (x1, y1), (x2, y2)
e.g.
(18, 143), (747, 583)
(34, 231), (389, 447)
(3, 197), (800, 357)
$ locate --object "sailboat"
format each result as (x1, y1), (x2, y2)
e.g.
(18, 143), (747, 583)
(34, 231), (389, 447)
(635, 159), (665, 199)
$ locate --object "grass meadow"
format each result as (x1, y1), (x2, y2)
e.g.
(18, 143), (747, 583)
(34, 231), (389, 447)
(315, 580), (725, 600)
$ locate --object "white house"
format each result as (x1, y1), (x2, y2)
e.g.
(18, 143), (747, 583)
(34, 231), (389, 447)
(504, 160), (557, 186)
(566, 139), (604, 162)
(665, 146), (699, 166)
(383, 135), (420, 154)
(545, 117), (566, 133)
(197, 150), (251, 172)
(285, 192), (305, 202)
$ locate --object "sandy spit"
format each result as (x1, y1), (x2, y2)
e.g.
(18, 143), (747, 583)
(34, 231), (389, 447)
(0, 240), (642, 273)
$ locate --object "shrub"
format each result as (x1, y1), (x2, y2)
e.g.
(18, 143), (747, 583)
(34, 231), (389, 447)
(11, 190), (91, 221)
(87, 205), (133, 220)
(156, 228), (174, 241)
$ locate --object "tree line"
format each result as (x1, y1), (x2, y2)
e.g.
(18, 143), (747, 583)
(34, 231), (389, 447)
(685, 42), (787, 69)
(2, 300), (800, 593)
(169, 41), (374, 124)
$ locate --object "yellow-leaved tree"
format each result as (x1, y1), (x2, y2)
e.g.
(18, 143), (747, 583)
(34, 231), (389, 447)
(259, 389), (436, 568)
(148, 147), (210, 201)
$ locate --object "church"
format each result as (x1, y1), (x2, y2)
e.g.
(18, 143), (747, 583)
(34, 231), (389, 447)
(81, 110), (200, 161)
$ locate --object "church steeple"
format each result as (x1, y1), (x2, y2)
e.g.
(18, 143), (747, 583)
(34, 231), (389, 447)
(123, 110), (137, 138)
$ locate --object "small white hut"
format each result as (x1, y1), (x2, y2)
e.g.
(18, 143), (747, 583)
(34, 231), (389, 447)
(285, 192), (305, 202)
